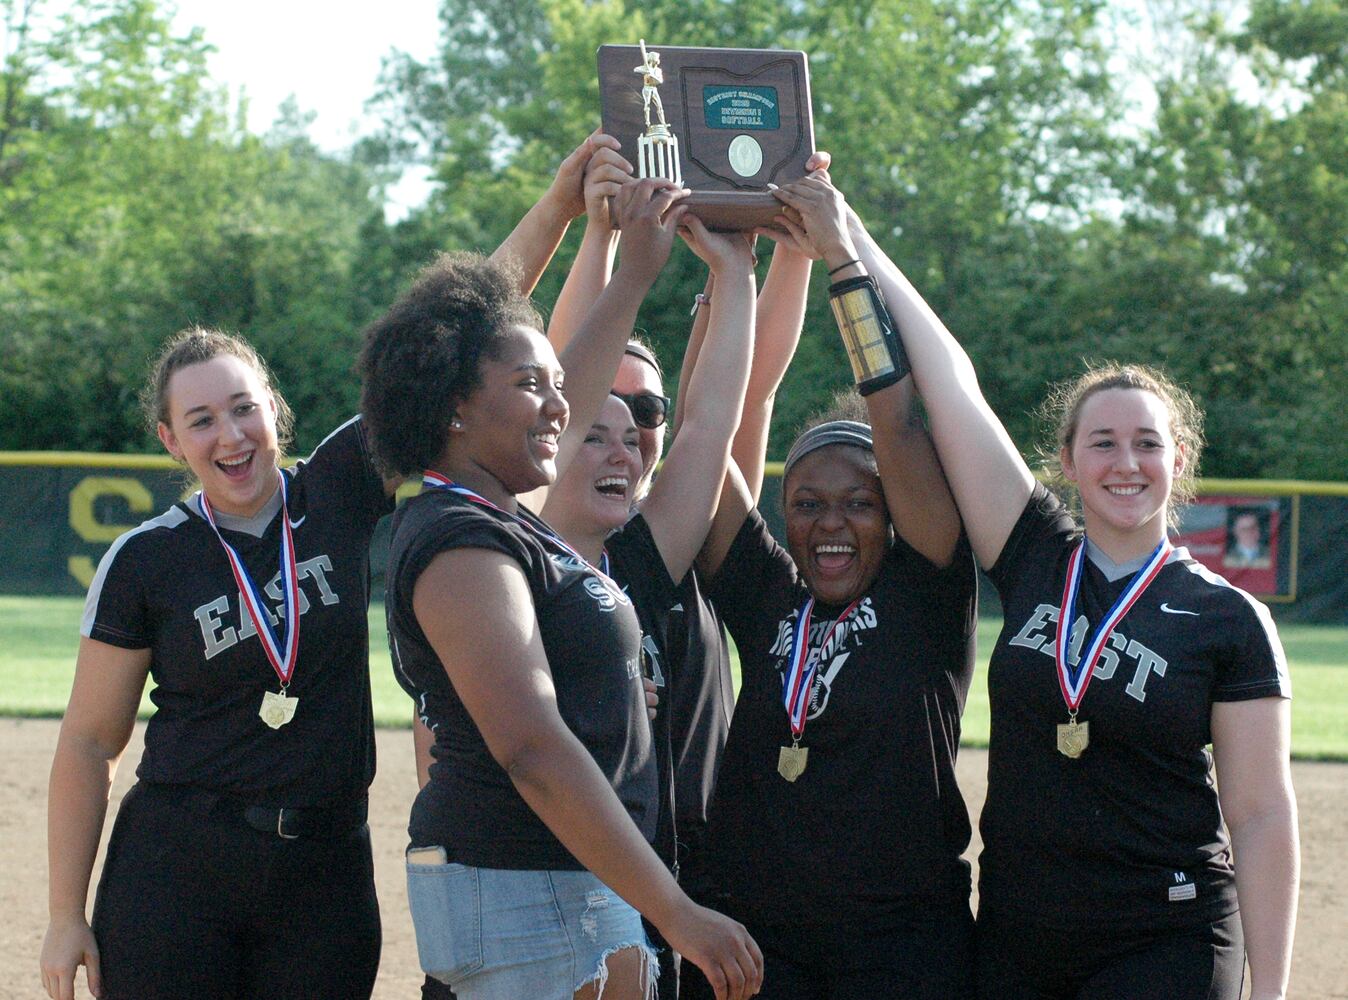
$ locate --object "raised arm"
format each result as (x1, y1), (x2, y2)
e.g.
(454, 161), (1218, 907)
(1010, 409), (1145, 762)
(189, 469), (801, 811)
(731, 242), (811, 503)
(41, 639), (150, 1000)
(638, 219), (756, 582)
(414, 549), (762, 999)
(545, 142), (632, 352)
(773, 171), (1034, 568)
(1211, 698), (1298, 1000)
(519, 179), (687, 511)
(489, 130), (618, 296)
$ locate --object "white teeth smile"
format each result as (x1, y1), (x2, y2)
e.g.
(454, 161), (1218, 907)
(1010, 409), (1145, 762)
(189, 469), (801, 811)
(1107, 484), (1145, 495)
(532, 432), (558, 444)
(815, 544), (855, 555)
(218, 454), (252, 468)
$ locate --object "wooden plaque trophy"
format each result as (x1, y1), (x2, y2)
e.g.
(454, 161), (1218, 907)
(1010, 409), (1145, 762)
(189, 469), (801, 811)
(598, 42), (815, 231)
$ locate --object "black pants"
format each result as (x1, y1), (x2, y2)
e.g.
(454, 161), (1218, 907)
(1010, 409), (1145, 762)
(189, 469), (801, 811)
(681, 897), (975, 1000)
(974, 905), (1245, 1000)
(92, 782), (381, 1000)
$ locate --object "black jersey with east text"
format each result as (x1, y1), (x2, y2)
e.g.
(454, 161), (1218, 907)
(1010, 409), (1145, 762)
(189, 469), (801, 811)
(82, 417), (392, 808)
(606, 514), (734, 870)
(388, 488), (655, 869)
(980, 486), (1291, 930)
(693, 509), (978, 922)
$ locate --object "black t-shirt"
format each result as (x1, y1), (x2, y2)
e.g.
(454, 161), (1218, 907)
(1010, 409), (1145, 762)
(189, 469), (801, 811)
(82, 417), (392, 808)
(387, 488), (655, 869)
(694, 509), (978, 922)
(980, 486), (1292, 930)
(605, 514), (734, 869)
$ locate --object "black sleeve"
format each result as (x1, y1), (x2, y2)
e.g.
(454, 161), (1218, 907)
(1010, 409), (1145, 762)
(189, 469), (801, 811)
(81, 533), (153, 649)
(888, 530), (979, 640)
(1212, 592), (1292, 702)
(606, 513), (678, 615)
(298, 416), (395, 526)
(706, 507), (800, 657)
(986, 484), (1077, 599)
(390, 504), (540, 654)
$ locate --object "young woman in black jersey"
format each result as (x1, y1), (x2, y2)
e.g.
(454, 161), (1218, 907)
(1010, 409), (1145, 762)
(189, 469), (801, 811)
(362, 178), (763, 1000)
(773, 171), (1298, 1000)
(40, 132), (630, 1000)
(673, 174), (978, 998)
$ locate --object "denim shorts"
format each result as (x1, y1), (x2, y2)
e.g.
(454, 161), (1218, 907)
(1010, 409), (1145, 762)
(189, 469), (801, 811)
(406, 855), (657, 1000)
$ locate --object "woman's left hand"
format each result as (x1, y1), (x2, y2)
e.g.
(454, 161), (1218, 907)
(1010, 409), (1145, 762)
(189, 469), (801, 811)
(678, 215), (755, 276)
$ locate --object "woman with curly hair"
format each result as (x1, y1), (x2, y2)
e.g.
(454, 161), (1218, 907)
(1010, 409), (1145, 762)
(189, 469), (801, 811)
(773, 169), (1297, 1000)
(363, 179), (762, 1000)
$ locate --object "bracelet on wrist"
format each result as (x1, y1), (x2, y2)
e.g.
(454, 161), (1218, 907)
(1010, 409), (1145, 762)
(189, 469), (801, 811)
(689, 292), (711, 316)
(827, 258), (863, 277)
(828, 274), (910, 395)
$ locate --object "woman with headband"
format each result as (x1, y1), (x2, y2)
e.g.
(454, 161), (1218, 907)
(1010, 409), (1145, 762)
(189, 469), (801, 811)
(772, 170), (1296, 1000)
(679, 197), (979, 997)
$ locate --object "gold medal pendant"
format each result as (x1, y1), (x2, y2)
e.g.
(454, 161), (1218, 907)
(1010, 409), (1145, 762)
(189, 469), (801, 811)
(777, 744), (808, 782)
(260, 690), (299, 730)
(1056, 719), (1089, 759)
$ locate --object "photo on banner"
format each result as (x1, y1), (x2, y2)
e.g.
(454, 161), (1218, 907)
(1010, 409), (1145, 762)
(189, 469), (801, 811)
(1174, 495), (1297, 601)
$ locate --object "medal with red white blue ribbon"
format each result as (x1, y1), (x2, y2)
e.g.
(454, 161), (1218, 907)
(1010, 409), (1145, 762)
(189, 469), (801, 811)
(198, 471), (301, 730)
(420, 472), (616, 583)
(1053, 536), (1172, 758)
(778, 595), (860, 781)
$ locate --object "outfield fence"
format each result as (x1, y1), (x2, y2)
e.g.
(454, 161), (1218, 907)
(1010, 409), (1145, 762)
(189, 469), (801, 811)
(2, 453), (1345, 623)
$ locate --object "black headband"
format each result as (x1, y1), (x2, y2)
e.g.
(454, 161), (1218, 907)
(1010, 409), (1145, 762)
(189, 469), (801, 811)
(783, 420), (875, 476)
(623, 341), (664, 382)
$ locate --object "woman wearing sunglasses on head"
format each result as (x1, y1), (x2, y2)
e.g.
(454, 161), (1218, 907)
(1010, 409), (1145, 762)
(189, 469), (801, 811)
(368, 177), (763, 1000)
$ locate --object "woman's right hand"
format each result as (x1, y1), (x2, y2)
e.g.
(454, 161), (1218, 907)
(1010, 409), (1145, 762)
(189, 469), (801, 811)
(661, 900), (764, 1000)
(612, 178), (688, 288)
(583, 143), (634, 231)
(769, 169), (860, 271)
(40, 917), (101, 1000)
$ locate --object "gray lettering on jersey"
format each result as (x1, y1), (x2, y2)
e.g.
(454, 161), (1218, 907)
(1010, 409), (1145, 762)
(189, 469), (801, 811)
(195, 595), (237, 660)
(1089, 632), (1129, 681)
(1008, 604), (1057, 651)
(642, 634), (666, 687)
(264, 572), (311, 618)
(584, 576), (618, 612)
(297, 555), (339, 606)
(1123, 639), (1168, 702)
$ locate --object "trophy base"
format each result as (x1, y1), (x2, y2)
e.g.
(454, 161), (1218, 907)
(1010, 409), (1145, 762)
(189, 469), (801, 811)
(683, 190), (783, 232)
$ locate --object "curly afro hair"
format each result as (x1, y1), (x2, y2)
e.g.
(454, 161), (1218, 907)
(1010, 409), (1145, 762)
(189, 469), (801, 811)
(358, 252), (542, 478)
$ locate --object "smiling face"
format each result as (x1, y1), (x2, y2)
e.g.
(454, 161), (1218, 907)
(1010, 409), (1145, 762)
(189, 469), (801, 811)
(1061, 387), (1185, 559)
(157, 354), (281, 518)
(548, 394), (643, 541)
(783, 444), (890, 606)
(449, 324), (569, 504)
(613, 353), (665, 499)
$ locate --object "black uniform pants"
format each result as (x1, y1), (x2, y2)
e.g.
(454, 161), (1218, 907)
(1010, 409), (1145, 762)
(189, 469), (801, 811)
(974, 905), (1245, 1000)
(680, 896), (975, 1000)
(92, 781), (381, 1000)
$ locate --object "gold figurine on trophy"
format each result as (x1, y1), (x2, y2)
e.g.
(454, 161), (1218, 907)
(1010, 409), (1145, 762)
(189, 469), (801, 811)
(633, 40), (681, 185)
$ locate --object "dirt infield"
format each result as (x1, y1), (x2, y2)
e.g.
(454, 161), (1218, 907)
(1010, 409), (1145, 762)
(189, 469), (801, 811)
(2, 719), (1344, 999)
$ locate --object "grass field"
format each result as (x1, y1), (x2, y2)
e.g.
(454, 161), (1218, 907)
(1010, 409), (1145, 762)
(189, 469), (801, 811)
(2, 595), (1344, 758)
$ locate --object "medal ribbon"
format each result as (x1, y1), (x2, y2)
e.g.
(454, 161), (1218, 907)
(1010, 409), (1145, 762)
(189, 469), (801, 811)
(421, 472), (615, 584)
(782, 596), (860, 738)
(199, 471), (301, 688)
(1054, 537), (1172, 713)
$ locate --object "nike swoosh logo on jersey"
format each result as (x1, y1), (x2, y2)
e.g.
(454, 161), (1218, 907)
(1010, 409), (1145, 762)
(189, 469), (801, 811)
(288, 515), (306, 529)
(1159, 603), (1198, 616)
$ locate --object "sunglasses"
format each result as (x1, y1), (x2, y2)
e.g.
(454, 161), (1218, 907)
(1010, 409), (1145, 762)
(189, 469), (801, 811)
(611, 391), (671, 430)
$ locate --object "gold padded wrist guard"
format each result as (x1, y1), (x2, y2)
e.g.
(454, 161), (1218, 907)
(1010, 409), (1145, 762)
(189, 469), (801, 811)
(828, 275), (909, 396)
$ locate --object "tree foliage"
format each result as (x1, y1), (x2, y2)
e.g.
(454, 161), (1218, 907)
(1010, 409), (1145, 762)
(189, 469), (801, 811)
(3, 0), (1346, 481)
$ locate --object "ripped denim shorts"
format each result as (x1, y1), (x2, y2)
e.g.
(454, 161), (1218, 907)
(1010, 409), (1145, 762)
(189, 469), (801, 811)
(406, 854), (657, 1000)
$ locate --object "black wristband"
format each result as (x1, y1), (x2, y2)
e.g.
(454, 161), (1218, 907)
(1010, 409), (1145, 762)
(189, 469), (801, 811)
(827, 258), (862, 277)
(827, 274), (910, 395)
